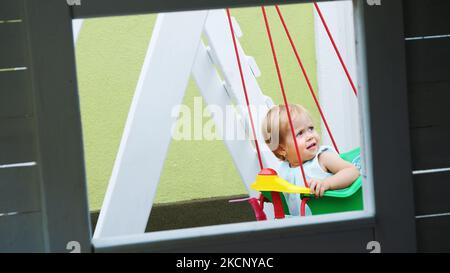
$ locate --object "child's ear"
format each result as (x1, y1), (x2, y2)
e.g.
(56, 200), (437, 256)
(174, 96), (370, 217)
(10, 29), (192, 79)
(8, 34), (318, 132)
(276, 144), (288, 158)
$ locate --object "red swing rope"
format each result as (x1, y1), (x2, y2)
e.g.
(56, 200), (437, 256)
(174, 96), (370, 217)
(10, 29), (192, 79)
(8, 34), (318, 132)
(261, 6), (308, 188)
(313, 2), (358, 97)
(227, 9), (275, 220)
(274, 5), (340, 154)
(226, 8), (264, 170)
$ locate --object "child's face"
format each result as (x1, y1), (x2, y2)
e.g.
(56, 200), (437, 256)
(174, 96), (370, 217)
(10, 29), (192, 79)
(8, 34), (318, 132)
(284, 113), (320, 166)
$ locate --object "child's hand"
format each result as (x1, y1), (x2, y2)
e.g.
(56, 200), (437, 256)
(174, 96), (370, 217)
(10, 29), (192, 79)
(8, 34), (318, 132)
(308, 179), (330, 198)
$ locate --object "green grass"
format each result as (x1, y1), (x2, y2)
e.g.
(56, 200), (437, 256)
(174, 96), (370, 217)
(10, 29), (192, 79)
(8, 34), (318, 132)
(75, 4), (320, 210)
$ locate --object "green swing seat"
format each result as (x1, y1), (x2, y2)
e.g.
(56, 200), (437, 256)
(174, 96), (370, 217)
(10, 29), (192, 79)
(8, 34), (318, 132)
(260, 147), (363, 215)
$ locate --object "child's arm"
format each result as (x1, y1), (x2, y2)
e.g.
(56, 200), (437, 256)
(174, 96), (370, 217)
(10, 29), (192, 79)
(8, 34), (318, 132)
(308, 151), (360, 197)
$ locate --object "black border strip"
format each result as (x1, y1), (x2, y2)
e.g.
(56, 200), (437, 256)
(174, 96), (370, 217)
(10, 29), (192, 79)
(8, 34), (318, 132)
(70, 0), (340, 19)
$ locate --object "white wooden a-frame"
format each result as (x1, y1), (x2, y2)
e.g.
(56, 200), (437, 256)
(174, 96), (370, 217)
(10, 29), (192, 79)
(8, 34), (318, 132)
(93, 10), (279, 238)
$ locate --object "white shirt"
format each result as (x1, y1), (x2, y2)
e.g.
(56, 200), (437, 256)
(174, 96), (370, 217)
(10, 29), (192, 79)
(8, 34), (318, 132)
(278, 145), (337, 216)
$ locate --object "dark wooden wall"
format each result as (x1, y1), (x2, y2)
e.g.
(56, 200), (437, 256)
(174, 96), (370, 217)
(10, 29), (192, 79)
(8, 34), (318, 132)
(0, 0), (91, 252)
(0, 0), (44, 252)
(403, 0), (450, 252)
(2, 0), (449, 253)
(91, 0), (418, 253)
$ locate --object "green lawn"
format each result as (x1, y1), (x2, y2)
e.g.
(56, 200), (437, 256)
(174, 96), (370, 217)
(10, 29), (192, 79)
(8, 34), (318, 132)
(75, 3), (320, 210)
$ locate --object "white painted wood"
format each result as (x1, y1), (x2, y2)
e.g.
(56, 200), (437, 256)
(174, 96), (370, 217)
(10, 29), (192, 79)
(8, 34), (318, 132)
(314, 2), (360, 152)
(193, 42), (260, 196)
(230, 17), (242, 38)
(72, 19), (83, 42)
(94, 10), (209, 238)
(246, 56), (261, 78)
(203, 10), (280, 172)
(353, 1), (375, 217)
(192, 40), (274, 219)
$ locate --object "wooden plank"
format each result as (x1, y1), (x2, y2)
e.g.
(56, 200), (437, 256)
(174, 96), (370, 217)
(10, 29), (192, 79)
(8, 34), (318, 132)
(90, 195), (256, 232)
(94, 217), (375, 252)
(0, 117), (36, 164)
(416, 215), (450, 252)
(314, 2), (360, 153)
(0, 69), (33, 118)
(24, 0), (92, 252)
(408, 81), (450, 128)
(0, 166), (40, 214)
(0, 21), (27, 68)
(71, 0), (330, 19)
(0, 211), (44, 252)
(354, 0), (417, 251)
(192, 38), (269, 199)
(406, 38), (450, 170)
(99, 228), (375, 252)
(94, 11), (208, 239)
(203, 9), (280, 172)
(0, 0), (23, 20)
(414, 172), (450, 216)
(410, 125), (450, 170)
(403, 0), (450, 37)
(405, 38), (450, 84)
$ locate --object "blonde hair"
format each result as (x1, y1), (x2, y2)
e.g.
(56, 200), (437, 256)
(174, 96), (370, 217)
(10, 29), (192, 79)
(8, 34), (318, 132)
(261, 104), (310, 161)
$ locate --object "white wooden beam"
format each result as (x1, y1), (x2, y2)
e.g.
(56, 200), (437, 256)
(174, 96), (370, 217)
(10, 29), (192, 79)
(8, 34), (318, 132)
(94, 10), (209, 238)
(72, 19), (83, 42)
(192, 42), (261, 197)
(203, 10), (280, 172)
(314, 2), (360, 152)
(193, 39), (276, 220)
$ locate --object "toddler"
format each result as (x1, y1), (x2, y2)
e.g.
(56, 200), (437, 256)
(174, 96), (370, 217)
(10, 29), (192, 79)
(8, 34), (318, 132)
(261, 104), (360, 216)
